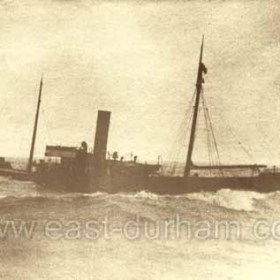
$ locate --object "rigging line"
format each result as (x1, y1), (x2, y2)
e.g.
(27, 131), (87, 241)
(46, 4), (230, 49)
(254, 124), (277, 161)
(173, 93), (197, 174)
(170, 105), (195, 175)
(201, 90), (224, 177)
(201, 90), (214, 164)
(225, 122), (256, 164)
(171, 93), (197, 175)
(202, 93), (216, 169)
(176, 88), (197, 145)
(205, 111), (215, 167)
(212, 98), (257, 164)
(206, 107), (224, 176)
(201, 96), (211, 160)
(167, 89), (197, 173)
(202, 97), (213, 174)
(199, 90), (216, 176)
(202, 93), (221, 164)
(171, 88), (196, 147)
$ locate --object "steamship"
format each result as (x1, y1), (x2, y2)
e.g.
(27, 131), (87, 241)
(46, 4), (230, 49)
(2, 37), (280, 194)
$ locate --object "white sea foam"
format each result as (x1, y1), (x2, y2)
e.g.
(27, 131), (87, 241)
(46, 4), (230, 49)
(133, 190), (159, 200)
(186, 189), (267, 211)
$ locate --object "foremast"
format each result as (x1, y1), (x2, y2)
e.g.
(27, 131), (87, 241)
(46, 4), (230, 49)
(27, 76), (43, 173)
(184, 36), (207, 177)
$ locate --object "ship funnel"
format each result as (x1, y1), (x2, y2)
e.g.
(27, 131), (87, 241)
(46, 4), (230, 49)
(93, 110), (111, 163)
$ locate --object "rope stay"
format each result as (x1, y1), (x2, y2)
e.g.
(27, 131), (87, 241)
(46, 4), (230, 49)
(225, 124), (256, 164)
(164, 85), (258, 177)
(164, 89), (196, 175)
(201, 88), (224, 176)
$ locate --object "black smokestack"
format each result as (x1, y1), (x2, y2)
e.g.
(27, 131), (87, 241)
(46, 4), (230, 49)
(93, 110), (111, 163)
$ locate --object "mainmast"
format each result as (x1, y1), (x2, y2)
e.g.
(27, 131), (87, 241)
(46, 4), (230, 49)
(27, 75), (43, 173)
(184, 36), (207, 177)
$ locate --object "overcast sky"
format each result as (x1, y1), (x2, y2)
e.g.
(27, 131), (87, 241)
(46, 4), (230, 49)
(0, 0), (280, 166)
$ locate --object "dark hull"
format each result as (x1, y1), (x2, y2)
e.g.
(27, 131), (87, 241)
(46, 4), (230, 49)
(34, 169), (280, 194)
(145, 173), (280, 194)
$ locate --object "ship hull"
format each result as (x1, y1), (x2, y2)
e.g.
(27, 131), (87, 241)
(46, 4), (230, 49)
(144, 173), (280, 194)
(33, 169), (280, 194)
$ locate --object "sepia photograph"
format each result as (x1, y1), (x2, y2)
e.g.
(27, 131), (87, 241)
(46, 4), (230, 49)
(0, 0), (280, 279)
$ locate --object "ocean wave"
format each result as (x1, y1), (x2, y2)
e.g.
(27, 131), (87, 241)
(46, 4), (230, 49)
(186, 189), (267, 211)
(0, 191), (109, 202)
(0, 189), (267, 212)
(119, 189), (268, 212)
(1, 176), (280, 214)
(128, 190), (159, 200)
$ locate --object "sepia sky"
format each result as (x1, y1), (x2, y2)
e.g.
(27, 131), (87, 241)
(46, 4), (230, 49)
(0, 0), (280, 165)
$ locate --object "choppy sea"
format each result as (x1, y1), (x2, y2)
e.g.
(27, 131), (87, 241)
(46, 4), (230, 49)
(1, 174), (280, 280)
